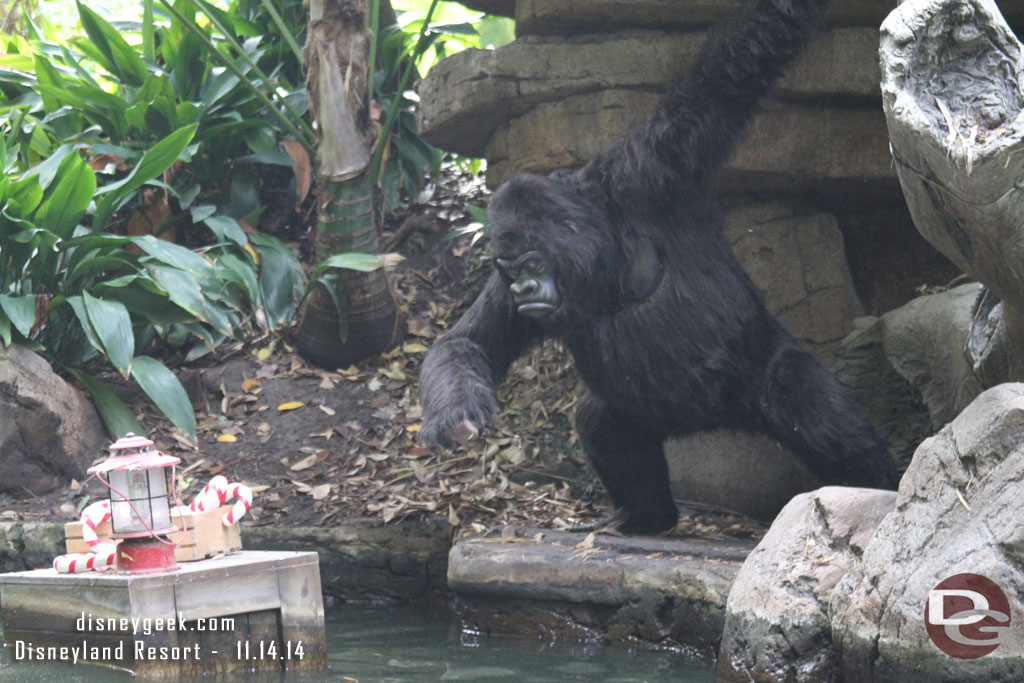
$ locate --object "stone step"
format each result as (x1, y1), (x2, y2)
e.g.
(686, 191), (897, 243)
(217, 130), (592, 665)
(418, 27), (883, 160)
(447, 525), (756, 651)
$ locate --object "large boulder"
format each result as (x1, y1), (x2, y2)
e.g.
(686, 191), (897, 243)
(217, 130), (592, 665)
(718, 487), (896, 682)
(0, 344), (106, 494)
(835, 283), (984, 470)
(830, 384), (1024, 682)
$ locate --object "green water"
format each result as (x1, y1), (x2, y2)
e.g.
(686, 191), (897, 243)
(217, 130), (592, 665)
(0, 603), (715, 681)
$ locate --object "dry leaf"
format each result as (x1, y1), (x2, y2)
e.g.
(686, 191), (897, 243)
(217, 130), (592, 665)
(256, 347), (272, 361)
(241, 379), (260, 392)
(402, 342), (428, 354)
(311, 484), (332, 501)
(281, 139), (312, 202)
(291, 480), (313, 494)
(319, 405), (336, 416)
(290, 454), (319, 471)
(217, 434), (238, 443)
(575, 532), (597, 550)
(278, 401), (304, 411)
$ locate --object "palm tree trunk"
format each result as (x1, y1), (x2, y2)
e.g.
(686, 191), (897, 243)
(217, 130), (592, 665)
(296, 0), (400, 368)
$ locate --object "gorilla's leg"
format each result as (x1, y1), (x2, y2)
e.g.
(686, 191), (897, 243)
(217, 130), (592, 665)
(759, 344), (898, 489)
(576, 393), (679, 534)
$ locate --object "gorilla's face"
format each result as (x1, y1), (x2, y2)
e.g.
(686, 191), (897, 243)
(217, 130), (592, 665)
(495, 250), (560, 319)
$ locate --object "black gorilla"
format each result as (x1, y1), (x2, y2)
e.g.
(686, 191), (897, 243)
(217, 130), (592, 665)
(419, 0), (897, 534)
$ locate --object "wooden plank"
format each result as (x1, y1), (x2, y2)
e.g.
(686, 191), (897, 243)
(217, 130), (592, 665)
(245, 609), (284, 673)
(275, 554), (327, 671)
(0, 583), (131, 633)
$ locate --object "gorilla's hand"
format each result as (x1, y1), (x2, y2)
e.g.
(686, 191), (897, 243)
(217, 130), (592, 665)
(418, 396), (496, 449)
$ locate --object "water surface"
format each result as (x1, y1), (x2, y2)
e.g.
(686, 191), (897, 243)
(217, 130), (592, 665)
(0, 602), (715, 681)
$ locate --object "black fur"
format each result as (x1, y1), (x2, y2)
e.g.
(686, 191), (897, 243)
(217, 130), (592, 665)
(419, 0), (897, 534)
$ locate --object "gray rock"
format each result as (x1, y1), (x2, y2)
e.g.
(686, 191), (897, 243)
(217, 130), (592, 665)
(487, 97), (893, 190)
(666, 430), (820, 521)
(245, 517), (454, 601)
(0, 344), (107, 495)
(514, 0), (934, 35)
(718, 487), (896, 683)
(418, 28), (883, 159)
(448, 526), (755, 651)
(0, 521), (67, 573)
(835, 284), (984, 469)
(830, 384), (1024, 682)
(725, 203), (864, 363)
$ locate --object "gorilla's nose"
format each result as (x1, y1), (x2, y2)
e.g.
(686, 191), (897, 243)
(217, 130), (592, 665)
(510, 280), (538, 298)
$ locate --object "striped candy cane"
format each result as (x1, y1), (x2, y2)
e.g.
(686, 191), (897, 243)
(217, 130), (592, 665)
(221, 482), (252, 526)
(54, 550), (115, 573)
(189, 475), (229, 512)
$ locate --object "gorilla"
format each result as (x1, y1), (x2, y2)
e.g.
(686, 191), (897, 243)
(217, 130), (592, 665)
(418, 0), (897, 534)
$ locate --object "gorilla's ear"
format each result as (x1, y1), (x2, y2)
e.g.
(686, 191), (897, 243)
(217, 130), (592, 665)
(622, 238), (663, 303)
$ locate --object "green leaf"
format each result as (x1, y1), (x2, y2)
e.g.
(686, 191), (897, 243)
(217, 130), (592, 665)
(202, 215), (247, 245)
(65, 295), (105, 358)
(0, 294), (35, 337)
(94, 124), (198, 229)
(69, 368), (145, 439)
(317, 252), (394, 273)
(0, 313), (10, 346)
(76, 1), (149, 86)
(147, 265), (208, 322)
(251, 233), (304, 329)
(34, 152), (96, 237)
(131, 355), (196, 442)
(82, 291), (135, 377)
(132, 234), (214, 277)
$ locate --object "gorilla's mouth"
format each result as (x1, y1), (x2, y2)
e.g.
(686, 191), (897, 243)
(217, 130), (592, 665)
(517, 301), (557, 318)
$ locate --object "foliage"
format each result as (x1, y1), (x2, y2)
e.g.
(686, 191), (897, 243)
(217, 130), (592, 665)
(0, 1), (308, 441)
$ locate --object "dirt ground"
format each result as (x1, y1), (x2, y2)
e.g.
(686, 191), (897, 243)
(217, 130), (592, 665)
(0, 167), (763, 543)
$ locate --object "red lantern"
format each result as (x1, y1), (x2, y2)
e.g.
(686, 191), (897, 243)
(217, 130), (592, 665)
(88, 434), (181, 574)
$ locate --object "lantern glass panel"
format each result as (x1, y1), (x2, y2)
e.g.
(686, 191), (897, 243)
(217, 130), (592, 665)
(107, 467), (173, 534)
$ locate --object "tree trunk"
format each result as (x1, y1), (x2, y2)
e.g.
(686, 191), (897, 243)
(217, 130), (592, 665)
(296, 0), (401, 369)
(880, 0), (1024, 381)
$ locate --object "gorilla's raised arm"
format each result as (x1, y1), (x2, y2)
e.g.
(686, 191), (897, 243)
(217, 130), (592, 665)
(587, 0), (829, 199)
(419, 273), (542, 447)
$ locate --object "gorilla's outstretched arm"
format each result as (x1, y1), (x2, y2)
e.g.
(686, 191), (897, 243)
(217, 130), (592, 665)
(419, 273), (542, 447)
(589, 0), (829, 200)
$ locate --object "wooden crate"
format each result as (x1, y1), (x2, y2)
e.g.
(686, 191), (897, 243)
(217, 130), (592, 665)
(65, 506), (242, 562)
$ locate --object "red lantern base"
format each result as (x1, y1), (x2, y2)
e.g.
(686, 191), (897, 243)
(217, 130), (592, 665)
(115, 537), (179, 574)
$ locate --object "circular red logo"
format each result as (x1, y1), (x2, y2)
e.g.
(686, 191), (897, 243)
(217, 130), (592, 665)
(925, 573), (1010, 659)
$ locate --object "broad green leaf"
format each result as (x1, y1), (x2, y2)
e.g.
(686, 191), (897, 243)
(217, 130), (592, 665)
(251, 233), (304, 328)
(0, 294), (35, 337)
(82, 291), (134, 376)
(147, 265), (208, 322)
(69, 368), (144, 439)
(316, 252), (402, 274)
(202, 215), (247, 245)
(216, 252), (261, 308)
(20, 143), (73, 191)
(65, 295), (105, 357)
(132, 234), (213, 277)
(76, 1), (149, 86)
(94, 124), (198, 228)
(34, 152), (96, 237)
(0, 313), (10, 346)
(131, 355), (196, 442)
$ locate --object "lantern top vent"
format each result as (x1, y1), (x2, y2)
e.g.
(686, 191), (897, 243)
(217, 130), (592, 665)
(88, 433), (181, 474)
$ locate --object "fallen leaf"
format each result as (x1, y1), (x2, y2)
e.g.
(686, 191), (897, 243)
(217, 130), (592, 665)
(281, 139), (312, 202)
(241, 379), (260, 392)
(278, 401), (305, 411)
(290, 454), (319, 471)
(256, 347), (272, 361)
(319, 405), (337, 416)
(575, 532), (597, 550)
(402, 342), (428, 354)
(311, 484), (331, 501)
(217, 434), (238, 443)
(291, 480), (313, 494)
